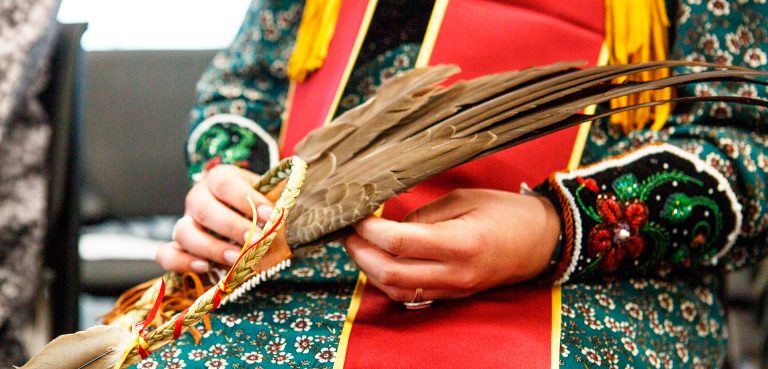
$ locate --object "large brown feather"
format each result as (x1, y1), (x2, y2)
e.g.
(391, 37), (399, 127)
(286, 61), (768, 246)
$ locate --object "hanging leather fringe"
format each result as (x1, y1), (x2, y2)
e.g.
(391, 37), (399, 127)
(102, 179), (293, 346)
(103, 273), (213, 344)
(605, 0), (672, 133)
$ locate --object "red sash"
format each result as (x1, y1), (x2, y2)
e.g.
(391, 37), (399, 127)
(280, 1), (605, 367)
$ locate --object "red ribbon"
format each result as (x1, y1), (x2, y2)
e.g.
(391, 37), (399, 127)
(173, 308), (188, 340)
(137, 278), (166, 359)
(212, 288), (224, 310)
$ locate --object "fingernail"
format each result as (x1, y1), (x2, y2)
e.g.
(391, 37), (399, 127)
(224, 250), (240, 265)
(257, 205), (274, 221)
(190, 260), (209, 273)
(243, 231), (252, 243)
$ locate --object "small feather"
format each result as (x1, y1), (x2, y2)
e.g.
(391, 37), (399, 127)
(20, 325), (133, 369)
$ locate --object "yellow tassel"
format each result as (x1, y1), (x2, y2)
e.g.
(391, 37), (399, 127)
(605, 0), (672, 134)
(287, 0), (343, 82)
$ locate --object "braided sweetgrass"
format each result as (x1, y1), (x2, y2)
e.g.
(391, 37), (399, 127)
(113, 156), (306, 368)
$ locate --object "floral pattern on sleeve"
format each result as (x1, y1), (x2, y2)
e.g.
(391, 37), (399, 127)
(551, 2), (768, 367)
(186, 0), (304, 182)
(579, 0), (768, 272)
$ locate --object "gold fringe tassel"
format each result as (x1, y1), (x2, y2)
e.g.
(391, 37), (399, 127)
(287, 0), (343, 82)
(605, 0), (672, 133)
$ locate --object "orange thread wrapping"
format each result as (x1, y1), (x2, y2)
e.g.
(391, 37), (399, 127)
(547, 176), (577, 284)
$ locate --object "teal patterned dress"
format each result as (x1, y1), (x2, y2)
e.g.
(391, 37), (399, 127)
(135, 1), (768, 368)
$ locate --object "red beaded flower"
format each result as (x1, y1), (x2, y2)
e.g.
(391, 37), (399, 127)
(576, 176), (599, 193)
(587, 194), (649, 272)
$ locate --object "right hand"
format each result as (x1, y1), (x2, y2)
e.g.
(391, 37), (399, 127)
(155, 165), (274, 273)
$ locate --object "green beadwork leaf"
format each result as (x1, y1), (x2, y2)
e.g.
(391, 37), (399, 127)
(575, 186), (602, 223)
(637, 170), (703, 201)
(612, 174), (640, 202)
(200, 126), (231, 157)
(640, 221), (670, 269)
(224, 146), (251, 162)
(661, 193), (694, 224)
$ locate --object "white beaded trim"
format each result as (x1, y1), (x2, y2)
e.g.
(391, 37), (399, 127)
(219, 258), (293, 306)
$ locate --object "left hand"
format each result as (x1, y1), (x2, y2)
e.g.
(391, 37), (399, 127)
(344, 189), (561, 302)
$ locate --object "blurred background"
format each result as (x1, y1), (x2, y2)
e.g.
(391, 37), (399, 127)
(23, 1), (768, 368)
(27, 0), (250, 353)
(57, 0), (249, 50)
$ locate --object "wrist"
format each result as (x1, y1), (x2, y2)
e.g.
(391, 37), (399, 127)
(532, 195), (564, 280)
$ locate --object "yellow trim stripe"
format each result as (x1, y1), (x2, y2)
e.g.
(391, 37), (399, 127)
(278, 82), (297, 151)
(415, 0), (450, 68)
(550, 286), (562, 369)
(333, 273), (367, 369)
(322, 0), (379, 125)
(336, 4), (448, 367)
(567, 122), (594, 171)
(553, 42), (610, 369)
(332, 2), (380, 367)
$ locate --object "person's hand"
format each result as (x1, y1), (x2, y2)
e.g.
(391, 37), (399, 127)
(155, 165), (274, 272)
(344, 189), (561, 302)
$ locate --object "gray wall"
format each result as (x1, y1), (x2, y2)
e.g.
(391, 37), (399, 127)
(82, 50), (217, 217)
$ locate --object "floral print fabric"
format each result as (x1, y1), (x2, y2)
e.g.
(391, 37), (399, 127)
(158, 1), (768, 368)
(135, 243), (358, 369)
(559, 276), (727, 369)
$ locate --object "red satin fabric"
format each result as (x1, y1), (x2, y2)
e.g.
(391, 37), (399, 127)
(280, 0), (604, 367)
(344, 284), (554, 369)
(347, 1), (604, 367)
(382, 0), (605, 220)
(280, 0), (373, 159)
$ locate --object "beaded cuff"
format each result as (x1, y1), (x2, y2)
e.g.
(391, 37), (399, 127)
(539, 143), (742, 284)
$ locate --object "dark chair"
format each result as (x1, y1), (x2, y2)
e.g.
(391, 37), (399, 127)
(40, 22), (87, 337)
(76, 49), (216, 298)
(38, 24), (215, 335)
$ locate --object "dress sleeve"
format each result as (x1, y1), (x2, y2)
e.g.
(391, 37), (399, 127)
(186, 0), (304, 183)
(538, 0), (768, 284)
